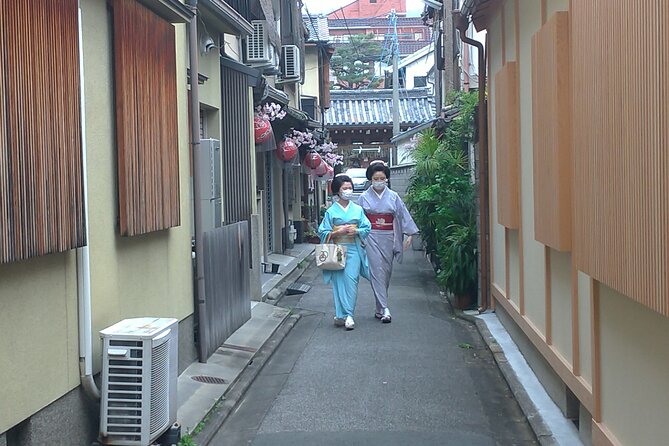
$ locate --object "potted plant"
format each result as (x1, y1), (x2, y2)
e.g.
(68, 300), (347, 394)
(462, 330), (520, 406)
(305, 228), (320, 244)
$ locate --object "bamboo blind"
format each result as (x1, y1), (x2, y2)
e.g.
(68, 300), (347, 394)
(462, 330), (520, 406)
(113, 0), (180, 236)
(494, 62), (520, 229)
(531, 11), (572, 251)
(572, 1), (669, 317)
(0, 1), (86, 264)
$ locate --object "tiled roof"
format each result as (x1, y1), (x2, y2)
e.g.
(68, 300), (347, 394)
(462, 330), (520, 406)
(328, 17), (426, 28)
(325, 88), (435, 127)
(332, 40), (431, 56)
(303, 15), (331, 42)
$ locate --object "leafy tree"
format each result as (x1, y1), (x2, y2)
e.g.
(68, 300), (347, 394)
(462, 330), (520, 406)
(330, 34), (382, 89)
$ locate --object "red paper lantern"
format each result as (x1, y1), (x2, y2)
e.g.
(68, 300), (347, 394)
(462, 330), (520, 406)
(254, 116), (272, 144)
(305, 151), (322, 169)
(313, 161), (329, 176)
(324, 163), (334, 179)
(276, 139), (298, 161)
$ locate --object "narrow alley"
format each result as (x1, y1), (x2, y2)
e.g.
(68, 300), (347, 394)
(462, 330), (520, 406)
(208, 250), (537, 446)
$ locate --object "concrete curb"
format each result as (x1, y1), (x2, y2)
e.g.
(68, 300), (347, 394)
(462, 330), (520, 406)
(192, 313), (301, 446)
(472, 317), (557, 445)
(445, 295), (557, 446)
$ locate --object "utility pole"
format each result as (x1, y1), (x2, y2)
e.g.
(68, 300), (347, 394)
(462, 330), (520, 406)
(392, 49), (399, 137)
(391, 10), (400, 165)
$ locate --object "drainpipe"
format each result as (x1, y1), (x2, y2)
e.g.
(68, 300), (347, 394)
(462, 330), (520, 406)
(76, 3), (100, 401)
(454, 10), (490, 312)
(186, 0), (209, 362)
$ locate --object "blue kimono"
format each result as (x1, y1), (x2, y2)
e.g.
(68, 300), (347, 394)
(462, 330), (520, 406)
(318, 201), (371, 319)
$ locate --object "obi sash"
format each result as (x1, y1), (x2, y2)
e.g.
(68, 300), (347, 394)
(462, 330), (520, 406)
(366, 213), (394, 231)
(332, 224), (358, 243)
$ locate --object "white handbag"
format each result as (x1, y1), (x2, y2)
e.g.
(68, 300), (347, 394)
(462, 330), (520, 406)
(315, 235), (347, 271)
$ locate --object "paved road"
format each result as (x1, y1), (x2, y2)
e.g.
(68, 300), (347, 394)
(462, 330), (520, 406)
(209, 249), (537, 446)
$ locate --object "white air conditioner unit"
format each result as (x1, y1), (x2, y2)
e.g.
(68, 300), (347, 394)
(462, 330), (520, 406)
(280, 45), (301, 82)
(245, 21), (276, 65)
(99, 318), (178, 446)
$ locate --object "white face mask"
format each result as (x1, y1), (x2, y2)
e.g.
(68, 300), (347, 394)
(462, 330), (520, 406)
(340, 190), (354, 200)
(372, 181), (386, 191)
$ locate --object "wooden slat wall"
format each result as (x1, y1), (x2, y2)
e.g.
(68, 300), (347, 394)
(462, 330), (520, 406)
(494, 62), (520, 229)
(220, 64), (252, 225)
(113, 0), (180, 236)
(531, 11), (572, 251)
(572, 1), (669, 317)
(200, 221), (251, 361)
(0, 0), (86, 264)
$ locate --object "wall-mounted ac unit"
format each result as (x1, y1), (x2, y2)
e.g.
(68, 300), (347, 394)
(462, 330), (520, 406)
(280, 45), (301, 82)
(99, 318), (178, 446)
(245, 21), (276, 66)
(198, 138), (222, 234)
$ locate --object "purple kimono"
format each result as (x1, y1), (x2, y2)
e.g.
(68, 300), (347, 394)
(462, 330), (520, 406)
(357, 186), (419, 315)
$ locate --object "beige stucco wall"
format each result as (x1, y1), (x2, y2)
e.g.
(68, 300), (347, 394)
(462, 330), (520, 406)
(487, 14), (506, 293)
(0, 252), (80, 433)
(599, 285), (669, 445)
(517, 0), (545, 332)
(577, 271), (592, 385)
(549, 250), (572, 364)
(0, 1), (194, 433)
(546, 0), (569, 19)
(302, 45), (320, 100)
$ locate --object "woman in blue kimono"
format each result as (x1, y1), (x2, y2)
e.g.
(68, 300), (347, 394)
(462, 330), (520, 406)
(358, 161), (419, 323)
(318, 174), (371, 330)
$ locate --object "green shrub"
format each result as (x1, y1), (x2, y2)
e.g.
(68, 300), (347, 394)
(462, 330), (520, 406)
(406, 92), (478, 299)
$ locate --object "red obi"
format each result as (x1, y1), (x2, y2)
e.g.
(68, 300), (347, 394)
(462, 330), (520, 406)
(366, 213), (394, 230)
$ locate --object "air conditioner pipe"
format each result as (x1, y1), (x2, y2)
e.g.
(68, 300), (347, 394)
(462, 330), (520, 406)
(186, 0), (210, 362)
(76, 3), (100, 401)
(453, 9), (490, 312)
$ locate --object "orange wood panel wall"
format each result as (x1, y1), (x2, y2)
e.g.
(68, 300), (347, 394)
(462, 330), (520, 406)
(0, 0), (86, 264)
(494, 62), (520, 229)
(113, 0), (181, 237)
(572, 1), (669, 317)
(531, 11), (572, 251)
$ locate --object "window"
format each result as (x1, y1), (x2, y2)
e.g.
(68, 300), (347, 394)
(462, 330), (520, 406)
(370, 0), (377, 3)
(301, 97), (317, 120)
(414, 76), (428, 87)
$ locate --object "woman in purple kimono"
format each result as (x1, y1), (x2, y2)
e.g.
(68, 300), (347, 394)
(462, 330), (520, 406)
(357, 161), (419, 323)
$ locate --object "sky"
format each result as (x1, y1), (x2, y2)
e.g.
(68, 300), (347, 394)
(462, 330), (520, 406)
(302, 0), (425, 17)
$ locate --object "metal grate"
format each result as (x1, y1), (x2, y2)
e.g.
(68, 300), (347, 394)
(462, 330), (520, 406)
(191, 375), (228, 385)
(286, 282), (311, 295)
(149, 340), (170, 435)
(106, 339), (145, 443)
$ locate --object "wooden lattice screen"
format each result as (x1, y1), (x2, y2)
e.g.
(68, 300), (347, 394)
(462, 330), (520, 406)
(112, 0), (181, 236)
(0, 0), (86, 264)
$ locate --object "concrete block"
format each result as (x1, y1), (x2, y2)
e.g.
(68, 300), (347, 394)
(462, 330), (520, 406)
(6, 387), (98, 446)
(178, 314), (198, 375)
(250, 214), (262, 301)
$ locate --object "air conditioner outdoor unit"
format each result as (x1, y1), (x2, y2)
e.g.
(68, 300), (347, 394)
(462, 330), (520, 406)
(99, 318), (178, 446)
(246, 21), (275, 65)
(280, 45), (301, 82)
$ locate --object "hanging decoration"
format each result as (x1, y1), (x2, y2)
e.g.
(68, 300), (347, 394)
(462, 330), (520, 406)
(254, 115), (272, 144)
(276, 139), (298, 161)
(318, 141), (343, 166)
(254, 102), (286, 145)
(305, 151), (323, 169)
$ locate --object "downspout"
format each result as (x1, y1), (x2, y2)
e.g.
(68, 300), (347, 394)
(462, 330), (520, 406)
(186, 0), (209, 362)
(454, 10), (490, 312)
(76, 3), (100, 401)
